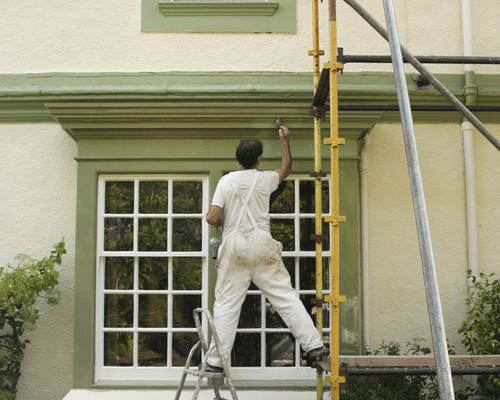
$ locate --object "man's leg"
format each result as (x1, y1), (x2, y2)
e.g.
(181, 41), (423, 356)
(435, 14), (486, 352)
(252, 258), (324, 354)
(206, 257), (252, 368)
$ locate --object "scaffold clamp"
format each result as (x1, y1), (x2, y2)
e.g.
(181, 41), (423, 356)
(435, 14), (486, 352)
(324, 137), (345, 148)
(310, 234), (328, 244)
(309, 171), (327, 179)
(325, 215), (346, 226)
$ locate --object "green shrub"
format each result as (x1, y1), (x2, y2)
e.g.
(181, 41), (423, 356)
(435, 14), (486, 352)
(458, 270), (500, 399)
(0, 241), (65, 399)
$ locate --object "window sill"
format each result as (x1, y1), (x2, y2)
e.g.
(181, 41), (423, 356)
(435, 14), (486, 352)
(158, 1), (279, 17)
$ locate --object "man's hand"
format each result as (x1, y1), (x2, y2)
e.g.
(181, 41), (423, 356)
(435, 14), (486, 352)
(279, 126), (291, 143)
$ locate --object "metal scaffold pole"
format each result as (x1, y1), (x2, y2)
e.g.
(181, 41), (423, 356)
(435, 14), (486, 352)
(323, 0), (346, 399)
(308, 0), (326, 398)
(381, 0), (455, 398)
(343, 0), (500, 152)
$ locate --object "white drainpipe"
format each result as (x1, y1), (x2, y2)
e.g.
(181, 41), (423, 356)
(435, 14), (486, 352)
(461, 0), (480, 291)
(359, 133), (371, 349)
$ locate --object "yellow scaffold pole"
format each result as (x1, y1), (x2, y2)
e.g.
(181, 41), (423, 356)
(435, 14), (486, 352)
(308, 0), (325, 398)
(323, 0), (346, 399)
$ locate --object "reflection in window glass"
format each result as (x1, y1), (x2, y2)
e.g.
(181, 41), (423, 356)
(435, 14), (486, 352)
(138, 332), (168, 367)
(104, 332), (133, 366)
(270, 180), (295, 214)
(233, 333), (260, 367)
(299, 257), (329, 291)
(104, 294), (133, 328)
(138, 218), (168, 251)
(270, 219), (294, 251)
(172, 332), (200, 367)
(266, 332), (295, 367)
(173, 258), (202, 290)
(105, 257), (134, 290)
(139, 257), (168, 290)
(172, 218), (202, 252)
(173, 181), (203, 214)
(299, 180), (329, 214)
(105, 181), (134, 214)
(139, 294), (168, 327)
(173, 295), (201, 328)
(104, 218), (134, 251)
(139, 180), (168, 214)
(238, 294), (261, 329)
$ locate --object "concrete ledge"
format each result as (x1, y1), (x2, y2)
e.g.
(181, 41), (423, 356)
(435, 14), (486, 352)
(62, 389), (321, 400)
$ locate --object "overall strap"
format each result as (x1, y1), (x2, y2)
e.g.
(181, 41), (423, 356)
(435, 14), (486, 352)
(234, 175), (259, 230)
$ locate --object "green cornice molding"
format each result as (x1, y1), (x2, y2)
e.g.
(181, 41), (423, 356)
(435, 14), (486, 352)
(1, 72), (500, 132)
(44, 101), (380, 141)
(158, 1), (279, 16)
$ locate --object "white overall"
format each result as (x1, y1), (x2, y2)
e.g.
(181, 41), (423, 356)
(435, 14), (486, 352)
(207, 175), (324, 368)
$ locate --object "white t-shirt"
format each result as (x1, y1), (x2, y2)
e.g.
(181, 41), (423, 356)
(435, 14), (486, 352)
(211, 169), (279, 236)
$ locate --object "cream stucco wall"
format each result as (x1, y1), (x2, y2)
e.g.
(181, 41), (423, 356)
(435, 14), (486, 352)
(0, 124), (77, 400)
(1, 0), (499, 74)
(365, 122), (500, 352)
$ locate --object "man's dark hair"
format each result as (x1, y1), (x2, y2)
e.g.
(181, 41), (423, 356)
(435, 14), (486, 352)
(236, 137), (263, 169)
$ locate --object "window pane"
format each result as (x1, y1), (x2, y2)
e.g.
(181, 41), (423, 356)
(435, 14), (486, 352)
(172, 218), (202, 252)
(173, 295), (201, 328)
(173, 181), (203, 214)
(173, 258), (202, 290)
(138, 218), (168, 251)
(299, 180), (329, 214)
(139, 295), (168, 327)
(270, 219), (294, 251)
(139, 257), (168, 290)
(104, 218), (134, 251)
(238, 294), (261, 329)
(299, 257), (329, 291)
(105, 181), (134, 214)
(172, 332), (200, 367)
(138, 332), (168, 366)
(233, 333), (260, 367)
(139, 180), (168, 214)
(300, 218), (330, 251)
(105, 294), (133, 327)
(105, 257), (134, 290)
(104, 332), (133, 366)
(270, 180), (295, 214)
(266, 332), (295, 367)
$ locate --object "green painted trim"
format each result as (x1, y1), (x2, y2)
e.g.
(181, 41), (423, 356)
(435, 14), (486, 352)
(142, 0), (294, 33)
(72, 142), (361, 387)
(158, 1), (279, 16)
(1, 72), (500, 125)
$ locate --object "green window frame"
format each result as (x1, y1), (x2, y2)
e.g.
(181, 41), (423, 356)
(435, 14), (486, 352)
(141, 0), (296, 33)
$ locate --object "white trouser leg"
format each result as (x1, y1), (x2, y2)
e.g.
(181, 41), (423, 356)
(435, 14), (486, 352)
(207, 240), (252, 368)
(252, 257), (324, 353)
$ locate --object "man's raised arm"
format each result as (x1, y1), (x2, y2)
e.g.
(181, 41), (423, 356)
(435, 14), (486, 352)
(275, 126), (292, 183)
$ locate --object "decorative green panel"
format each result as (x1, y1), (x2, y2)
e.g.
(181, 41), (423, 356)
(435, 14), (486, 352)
(142, 0), (295, 33)
(157, 1), (279, 16)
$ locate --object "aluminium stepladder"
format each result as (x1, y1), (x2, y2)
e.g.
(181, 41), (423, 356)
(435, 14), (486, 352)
(174, 308), (239, 400)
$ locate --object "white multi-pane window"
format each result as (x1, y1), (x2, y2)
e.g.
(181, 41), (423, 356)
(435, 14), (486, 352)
(95, 175), (209, 380)
(230, 175), (331, 381)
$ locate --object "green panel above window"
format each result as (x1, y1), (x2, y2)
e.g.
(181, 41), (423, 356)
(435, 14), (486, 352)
(142, 0), (296, 33)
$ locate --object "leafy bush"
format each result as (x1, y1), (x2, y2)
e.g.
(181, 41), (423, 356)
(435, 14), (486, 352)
(0, 241), (65, 400)
(458, 270), (500, 398)
(340, 339), (440, 400)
